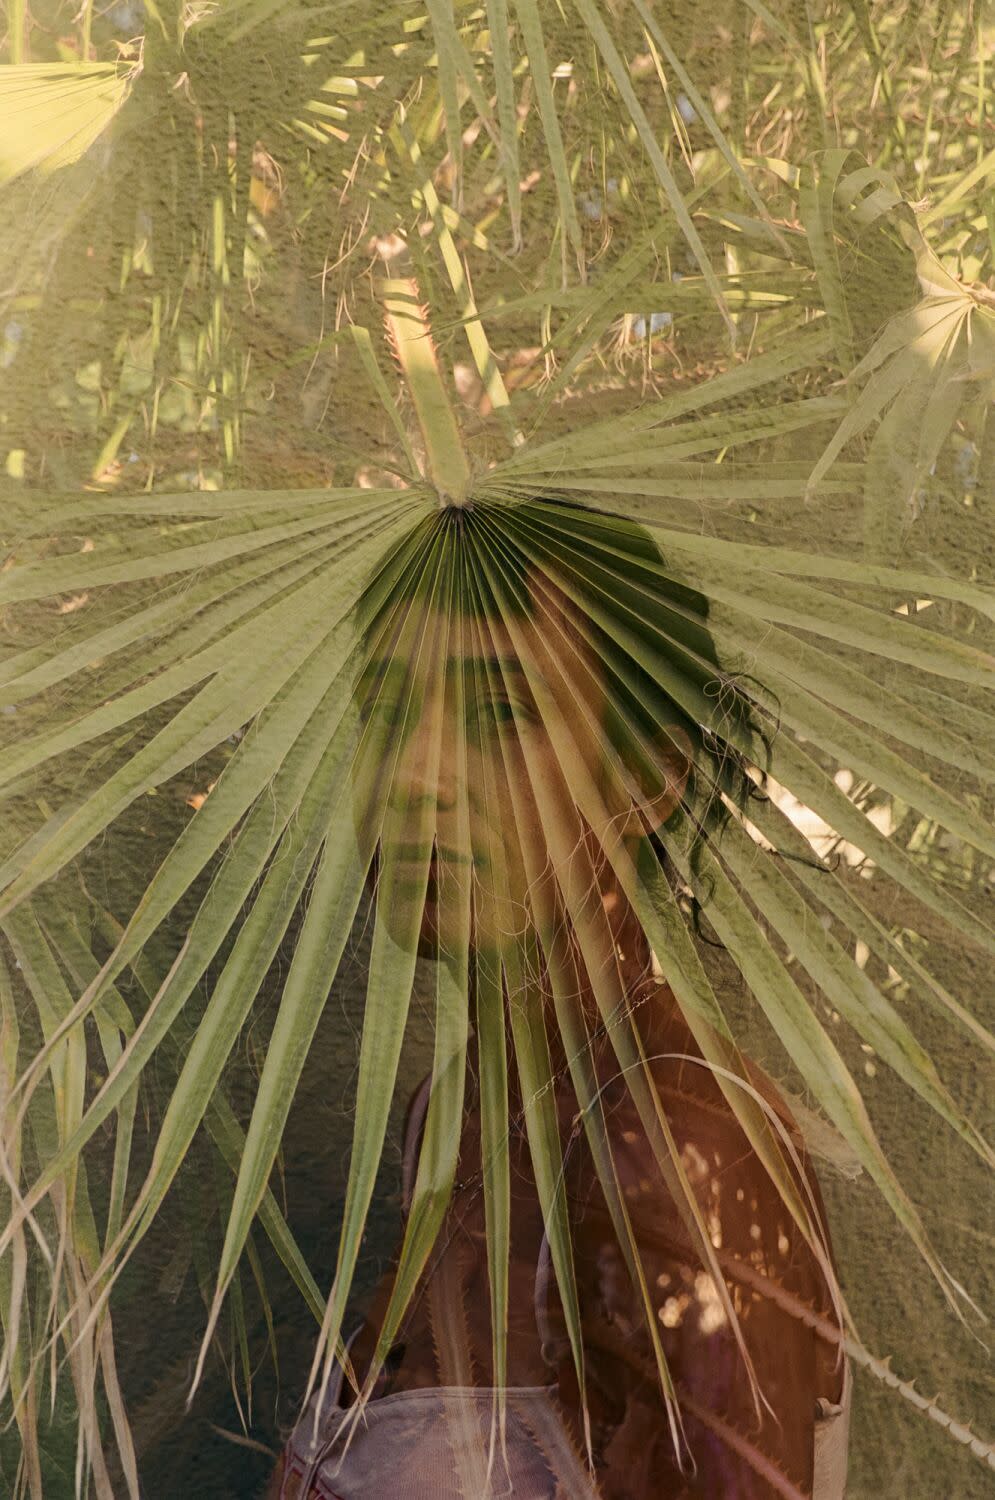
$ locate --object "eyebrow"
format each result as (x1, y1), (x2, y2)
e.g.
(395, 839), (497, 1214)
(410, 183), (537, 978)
(451, 654), (530, 679)
(359, 654), (533, 704)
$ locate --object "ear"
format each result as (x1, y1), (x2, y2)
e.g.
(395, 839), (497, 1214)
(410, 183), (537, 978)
(522, 561), (585, 653)
(624, 723), (693, 837)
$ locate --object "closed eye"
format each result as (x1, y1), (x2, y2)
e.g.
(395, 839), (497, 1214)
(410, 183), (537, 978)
(467, 693), (538, 732)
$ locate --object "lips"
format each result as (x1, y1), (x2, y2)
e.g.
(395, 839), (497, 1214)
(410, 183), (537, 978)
(388, 844), (432, 862)
(387, 845), (469, 866)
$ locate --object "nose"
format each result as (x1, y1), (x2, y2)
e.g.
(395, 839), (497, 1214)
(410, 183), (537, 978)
(434, 741), (460, 811)
(392, 722), (460, 812)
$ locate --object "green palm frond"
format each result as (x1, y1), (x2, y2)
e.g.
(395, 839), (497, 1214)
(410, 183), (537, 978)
(0, 63), (136, 184)
(809, 289), (995, 559)
(794, 156), (995, 559)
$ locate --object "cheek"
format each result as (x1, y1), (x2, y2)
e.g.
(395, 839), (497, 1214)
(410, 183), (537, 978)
(549, 721), (620, 825)
(467, 749), (510, 838)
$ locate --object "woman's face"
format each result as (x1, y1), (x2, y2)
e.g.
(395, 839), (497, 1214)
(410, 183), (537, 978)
(354, 590), (689, 960)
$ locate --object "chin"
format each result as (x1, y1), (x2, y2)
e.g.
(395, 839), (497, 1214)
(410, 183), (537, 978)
(374, 881), (473, 963)
(417, 903), (441, 958)
(419, 902), (477, 965)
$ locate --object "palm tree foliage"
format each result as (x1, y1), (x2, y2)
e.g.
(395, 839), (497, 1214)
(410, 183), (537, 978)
(1, 0), (994, 1494)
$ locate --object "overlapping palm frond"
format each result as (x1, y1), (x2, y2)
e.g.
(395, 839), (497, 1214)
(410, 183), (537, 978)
(0, 61), (136, 183)
(798, 156), (995, 559)
(1, 1), (994, 1495)
(0, 0), (786, 497)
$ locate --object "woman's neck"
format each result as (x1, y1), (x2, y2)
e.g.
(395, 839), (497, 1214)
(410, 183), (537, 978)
(600, 887), (655, 994)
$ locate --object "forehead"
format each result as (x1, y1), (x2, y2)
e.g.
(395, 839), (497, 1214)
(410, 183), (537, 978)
(358, 601), (601, 704)
(370, 600), (518, 654)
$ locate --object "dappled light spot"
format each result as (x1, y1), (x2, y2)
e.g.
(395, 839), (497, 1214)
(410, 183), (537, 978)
(659, 1295), (690, 1329)
(680, 1142), (711, 1184)
(694, 1272), (728, 1335)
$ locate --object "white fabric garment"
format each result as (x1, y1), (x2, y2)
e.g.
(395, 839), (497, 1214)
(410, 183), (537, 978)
(282, 1383), (603, 1499)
